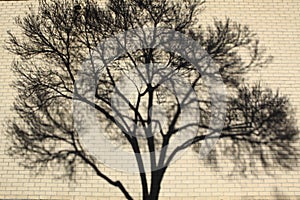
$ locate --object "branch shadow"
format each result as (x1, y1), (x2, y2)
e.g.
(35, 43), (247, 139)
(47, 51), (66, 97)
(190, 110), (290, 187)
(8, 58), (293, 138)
(4, 0), (299, 198)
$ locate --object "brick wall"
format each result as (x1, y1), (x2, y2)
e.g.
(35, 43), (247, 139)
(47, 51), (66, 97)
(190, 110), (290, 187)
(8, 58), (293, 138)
(0, 0), (299, 199)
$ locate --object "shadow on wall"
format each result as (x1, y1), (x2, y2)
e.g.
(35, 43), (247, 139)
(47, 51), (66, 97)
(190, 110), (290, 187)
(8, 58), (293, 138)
(194, 83), (299, 176)
(274, 187), (300, 200)
(3, 0), (300, 199)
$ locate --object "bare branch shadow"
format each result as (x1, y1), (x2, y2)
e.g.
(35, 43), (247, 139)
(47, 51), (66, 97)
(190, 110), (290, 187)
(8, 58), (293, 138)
(194, 83), (299, 176)
(4, 0), (299, 199)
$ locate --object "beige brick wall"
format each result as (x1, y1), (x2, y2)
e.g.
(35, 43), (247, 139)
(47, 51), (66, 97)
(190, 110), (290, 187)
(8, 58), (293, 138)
(0, 0), (299, 199)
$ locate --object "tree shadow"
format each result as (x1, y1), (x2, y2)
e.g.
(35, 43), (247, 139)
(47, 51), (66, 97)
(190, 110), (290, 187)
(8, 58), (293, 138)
(4, 0), (299, 199)
(194, 84), (299, 176)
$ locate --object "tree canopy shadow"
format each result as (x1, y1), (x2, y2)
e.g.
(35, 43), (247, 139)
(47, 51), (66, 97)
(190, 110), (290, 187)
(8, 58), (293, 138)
(194, 84), (299, 176)
(4, 0), (299, 199)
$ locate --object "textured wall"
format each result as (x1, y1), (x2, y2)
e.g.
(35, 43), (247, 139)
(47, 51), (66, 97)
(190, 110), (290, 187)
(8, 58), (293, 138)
(0, 0), (299, 199)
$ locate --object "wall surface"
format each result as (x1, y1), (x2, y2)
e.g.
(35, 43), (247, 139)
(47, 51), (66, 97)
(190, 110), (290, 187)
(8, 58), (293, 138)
(0, 0), (299, 199)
